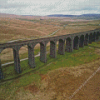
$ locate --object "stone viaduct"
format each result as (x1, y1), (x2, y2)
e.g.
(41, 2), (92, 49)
(0, 29), (100, 79)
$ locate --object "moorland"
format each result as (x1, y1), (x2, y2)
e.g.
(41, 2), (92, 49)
(0, 13), (100, 100)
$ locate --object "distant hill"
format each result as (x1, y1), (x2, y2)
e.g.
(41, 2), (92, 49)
(0, 13), (19, 18)
(47, 14), (74, 17)
(0, 13), (45, 19)
(0, 13), (100, 20)
(47, 14), (100, 20)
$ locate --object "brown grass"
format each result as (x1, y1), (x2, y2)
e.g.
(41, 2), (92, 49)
(0, 17), (100, 64)
(0, 17), (59, 43)
(55, 25), (100, 36)
(12, 59), (100, 100)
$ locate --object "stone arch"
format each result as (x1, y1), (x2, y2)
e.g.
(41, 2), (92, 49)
(50, 40), (57, 58)
(84, 34), (89, 46)
(28, 42), (41, 68)
(65, 37), (73, 52)
(73, 36), (79, 50)
(58, 39), (65, 55)
(79, 35), (84, 47)
(31, 42), (40, 57)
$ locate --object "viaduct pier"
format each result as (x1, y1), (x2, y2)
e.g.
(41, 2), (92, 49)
(0, 29), (100, 79)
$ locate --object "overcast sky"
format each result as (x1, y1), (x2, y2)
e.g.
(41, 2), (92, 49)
(0, 0), (100, 16)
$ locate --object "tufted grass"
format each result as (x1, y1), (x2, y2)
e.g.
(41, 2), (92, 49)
(0, 41), (100, 100)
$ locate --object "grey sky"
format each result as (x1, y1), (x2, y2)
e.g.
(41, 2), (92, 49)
(0, 0), (100, 15)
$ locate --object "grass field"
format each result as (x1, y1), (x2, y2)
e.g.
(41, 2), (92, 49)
(0, 41), (100, 100)
(0, 15), (100, 99)
(0, 17), (100, 43)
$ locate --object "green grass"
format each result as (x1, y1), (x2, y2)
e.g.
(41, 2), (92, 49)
(0, 41), (100, 100)
(1, 41), (100, 81)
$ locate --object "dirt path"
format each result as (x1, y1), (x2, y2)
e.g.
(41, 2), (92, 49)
(71, 68), (100, 100)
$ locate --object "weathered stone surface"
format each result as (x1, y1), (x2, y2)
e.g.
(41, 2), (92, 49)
(58, 39), (65, 55)
(79, 35), (84, 47)
(50, 41), (57, 58)
(65, 38), (73, 52)
(40, 42), (47, 63)
(13, 46), (21, 73)
(28, 44), (36, 68)
(73, 36), (79, 50)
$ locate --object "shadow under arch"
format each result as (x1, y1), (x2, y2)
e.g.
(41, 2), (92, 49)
(79, 35), (84, 47)
(73, 36), (79, 50)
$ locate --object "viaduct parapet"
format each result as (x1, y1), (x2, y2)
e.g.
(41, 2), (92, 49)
(0, 29), (100, 79)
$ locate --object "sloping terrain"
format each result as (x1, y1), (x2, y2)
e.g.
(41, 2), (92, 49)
(0, 17), (59, 43)
(0, 42), (100, 100)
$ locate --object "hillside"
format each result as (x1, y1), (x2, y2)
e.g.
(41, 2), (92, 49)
(0, 41), (100, 100)
(47, 14), (100, 20)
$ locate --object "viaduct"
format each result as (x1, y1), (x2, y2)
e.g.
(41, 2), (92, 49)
(0, 29), (100, 79)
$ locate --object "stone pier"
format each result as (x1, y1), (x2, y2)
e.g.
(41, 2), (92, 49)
(79, 35), (84, 47)
(50, 41), (57, 58)
(13, 46), (21, 73)
(84, 34), (89, 46)
(40, 42), (47, 63)
(58, 39), (65, 55)
(65, 38), (73, 52)
(73, 36), (79, 50)
(28, 44), (35, 68)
